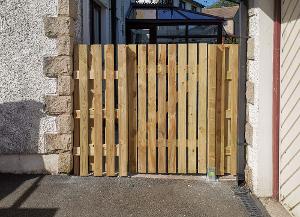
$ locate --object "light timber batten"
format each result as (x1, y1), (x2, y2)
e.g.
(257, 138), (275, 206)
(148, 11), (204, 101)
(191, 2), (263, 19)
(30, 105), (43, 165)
(74, 44), (238, 177)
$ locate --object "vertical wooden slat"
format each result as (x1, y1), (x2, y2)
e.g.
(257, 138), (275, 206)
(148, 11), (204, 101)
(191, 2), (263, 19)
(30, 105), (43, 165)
(224, 47), (231, 173)
(91, 45), (103, 176)
(105, 44), (115, 176)
(168, 44), (177, 174)
(158, 44), (167, 173)
(118, 45), (128, 176)
(127, 45), (138, 174)
(148, 44), (157, 174)
(138, 44), (147, 173)
(188, 43), (197, 174)
(230, 45), (239, 175)
(73, 45), (80, 176)
(216, 45), (225, 176)
(220, 46), (226, 176)
(178, 44), (187, 174)
(207, 45), (217, 178)
(198, 44), (208, 174)
(79, 44), (89, 176)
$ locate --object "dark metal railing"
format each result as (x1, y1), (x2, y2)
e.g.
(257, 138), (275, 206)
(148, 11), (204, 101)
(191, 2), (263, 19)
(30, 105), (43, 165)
(133, 0), (173, 6)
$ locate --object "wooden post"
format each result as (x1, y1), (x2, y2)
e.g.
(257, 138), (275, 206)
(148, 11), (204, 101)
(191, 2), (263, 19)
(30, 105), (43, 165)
(148, 44), (157, 174)
(118, 45), (128, 176)
(198, 44), (208, 174)
(79, 44), (89, 176)
(178, 44), (187, 174)
(91, 45), (103, 176)
(188, 44), (197, 174)
(105, 45), (116, 176)
(207, 45), (217, 181)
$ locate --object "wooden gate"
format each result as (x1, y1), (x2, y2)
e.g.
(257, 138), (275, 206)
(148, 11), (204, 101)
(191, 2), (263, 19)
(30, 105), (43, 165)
(73, 43), (239, 177)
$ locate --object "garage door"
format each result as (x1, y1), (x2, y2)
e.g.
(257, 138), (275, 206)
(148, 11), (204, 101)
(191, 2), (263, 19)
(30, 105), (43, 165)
(280, 0), (300, 216)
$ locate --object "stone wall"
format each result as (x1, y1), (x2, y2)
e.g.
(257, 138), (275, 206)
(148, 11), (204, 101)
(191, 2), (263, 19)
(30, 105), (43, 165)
(43, 0), (78, 173)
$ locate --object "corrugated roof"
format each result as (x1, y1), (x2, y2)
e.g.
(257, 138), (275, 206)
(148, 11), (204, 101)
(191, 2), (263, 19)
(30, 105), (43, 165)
(202, 6), (239, 19)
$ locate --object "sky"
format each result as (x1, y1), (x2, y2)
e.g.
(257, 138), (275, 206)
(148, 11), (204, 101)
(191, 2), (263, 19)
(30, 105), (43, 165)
(195, 0), (219, 6)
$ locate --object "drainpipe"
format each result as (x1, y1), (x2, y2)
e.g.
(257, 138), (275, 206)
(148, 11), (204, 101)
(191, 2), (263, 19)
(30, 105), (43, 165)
(272, 0), (281, 200)
(111, 0), (117, 44)
(237, 0), (248, 185)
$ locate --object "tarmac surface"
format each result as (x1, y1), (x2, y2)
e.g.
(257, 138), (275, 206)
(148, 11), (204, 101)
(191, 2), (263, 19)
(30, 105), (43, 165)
(0, 174), (269, 217)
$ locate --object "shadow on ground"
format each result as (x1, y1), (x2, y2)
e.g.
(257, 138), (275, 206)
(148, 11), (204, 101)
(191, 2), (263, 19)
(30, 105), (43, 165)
(0, 174), (58, 217)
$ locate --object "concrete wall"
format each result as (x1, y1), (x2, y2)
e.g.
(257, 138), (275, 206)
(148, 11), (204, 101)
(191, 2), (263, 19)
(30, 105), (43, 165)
(245, 0), (274, 197)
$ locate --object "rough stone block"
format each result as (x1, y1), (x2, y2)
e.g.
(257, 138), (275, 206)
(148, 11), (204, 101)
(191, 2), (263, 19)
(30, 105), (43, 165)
(45, 133), (73, 153)
(58, 0), (77, 19)
(58, 36), (74, 56)
(44, 56), (73, 77)
(246, 106), (249, 122)
(45, 95), (73, 115)
(58, 76), (74, 96)
(245, 165), (253, 191)
(247, 38), (255, 60)
(44, 16), (75, 38)
(58, 152), (73, 173)
(245, 122), (253, 145)
(57, 114), (74, 133)
(246, 81), (255, 105)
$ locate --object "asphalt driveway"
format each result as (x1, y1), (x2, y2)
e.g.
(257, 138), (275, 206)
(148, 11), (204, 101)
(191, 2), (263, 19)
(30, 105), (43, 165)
(0, 174), (269, 217)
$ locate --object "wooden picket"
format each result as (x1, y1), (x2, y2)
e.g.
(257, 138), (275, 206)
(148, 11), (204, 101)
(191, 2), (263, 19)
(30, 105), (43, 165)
(73, 43), (239, 177)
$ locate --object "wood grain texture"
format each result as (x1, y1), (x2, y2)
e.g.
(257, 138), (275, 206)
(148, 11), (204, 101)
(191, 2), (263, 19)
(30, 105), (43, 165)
(168, 44), (177, 174)
(73, 45), (80, 176)
(220, 45), (226, 176)
(216, 45), (224, 176)
(91, 45), (103, 176)
(178, 44), (187, 174)
(230, 45), (238, 175)
(157, 44), (167, 173)
(198, 44), (208, 174)
(79, 44), (89, 176)
(207, 45), (217, 177)
(118, 45), (128, 176)
(138, 44), (147, 173)
(188, 44), (197, 174)
(127, 45), (138, 174)
(148, 44), (157, 174)
(105, 45), (115, 176)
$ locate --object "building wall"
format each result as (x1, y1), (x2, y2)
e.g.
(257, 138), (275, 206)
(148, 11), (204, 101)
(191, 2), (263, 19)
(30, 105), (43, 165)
(0, 0), (78, 174)
(224, 20), (234, 35)
(0, 0), (58, 173)
(79, 0), (131, 44)
(245, 0), (274, 197)
(280, 0), (300, 216)
(174, 0), (202, 13)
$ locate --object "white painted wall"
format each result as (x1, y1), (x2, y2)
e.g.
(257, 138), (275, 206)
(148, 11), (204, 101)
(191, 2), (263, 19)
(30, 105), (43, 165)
(246, 0), (274, 197)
